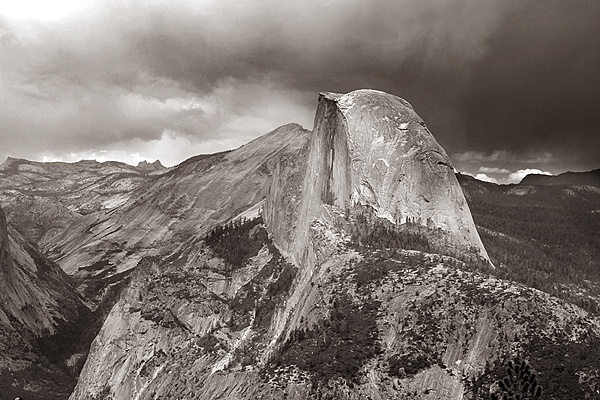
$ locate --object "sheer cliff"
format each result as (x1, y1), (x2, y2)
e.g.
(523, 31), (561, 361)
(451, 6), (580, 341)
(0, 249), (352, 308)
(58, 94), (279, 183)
(0, 206), (91, 399)
(265, 90), (488, 267)
(69, 90), (599, 400)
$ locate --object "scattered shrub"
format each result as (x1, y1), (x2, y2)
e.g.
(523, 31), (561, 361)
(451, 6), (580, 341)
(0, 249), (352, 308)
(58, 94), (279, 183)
(348, 206), (489, 267)
(387, 353), (442, 379)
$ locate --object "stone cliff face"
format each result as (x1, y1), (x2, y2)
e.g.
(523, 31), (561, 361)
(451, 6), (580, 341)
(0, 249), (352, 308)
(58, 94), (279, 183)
(0, 207), (82, 338)
(0, 206), (90, 398)
(265, 90), (488, 267)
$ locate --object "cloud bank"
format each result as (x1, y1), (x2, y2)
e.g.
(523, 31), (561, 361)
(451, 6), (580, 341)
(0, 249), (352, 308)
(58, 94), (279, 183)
(1, 0), (598, 170)
(469, 168), (553, 185)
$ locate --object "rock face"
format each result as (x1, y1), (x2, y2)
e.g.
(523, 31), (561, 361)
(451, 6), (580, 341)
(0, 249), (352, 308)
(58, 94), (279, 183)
(265, 90), (488, 266)
(9, 90), (599, 399)
(69, 90), (600, 400)
(40, 123), (310, 308)
(0, 207), (84, 338)
(0, 206), (90, 398)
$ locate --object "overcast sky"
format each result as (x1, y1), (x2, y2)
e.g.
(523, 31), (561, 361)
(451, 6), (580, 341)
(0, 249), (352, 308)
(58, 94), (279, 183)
(1, 0), (598, 183)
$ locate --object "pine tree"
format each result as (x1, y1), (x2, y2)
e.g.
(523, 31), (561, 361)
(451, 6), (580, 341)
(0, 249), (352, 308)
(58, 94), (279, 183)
(491, 358), (542, 400)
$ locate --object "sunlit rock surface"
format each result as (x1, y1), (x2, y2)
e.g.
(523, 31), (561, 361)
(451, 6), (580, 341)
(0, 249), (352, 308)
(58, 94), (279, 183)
(71, 228), (600, 400)
(2, 89), (593, 399)
(265, 89), (488, 267)
(38, 124), (310, 309)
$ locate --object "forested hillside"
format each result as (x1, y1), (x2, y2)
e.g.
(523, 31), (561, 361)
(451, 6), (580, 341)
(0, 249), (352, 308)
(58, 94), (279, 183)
(458, 173), (600, 314)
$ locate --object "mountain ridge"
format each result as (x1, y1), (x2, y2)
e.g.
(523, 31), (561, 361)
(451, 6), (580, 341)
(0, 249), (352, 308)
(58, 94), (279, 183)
(0, 156), (159, 245)
(520, 168), (600, 186)
(457, 172), (600, 315)
(39, 123), (311, 310)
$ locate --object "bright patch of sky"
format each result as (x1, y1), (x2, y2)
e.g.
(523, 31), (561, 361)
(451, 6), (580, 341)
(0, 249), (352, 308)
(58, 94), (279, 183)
(0, 0), (94, 21)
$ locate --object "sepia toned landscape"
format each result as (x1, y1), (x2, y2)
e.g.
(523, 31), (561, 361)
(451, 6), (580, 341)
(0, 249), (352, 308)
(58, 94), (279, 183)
(1, 1), (599, 399)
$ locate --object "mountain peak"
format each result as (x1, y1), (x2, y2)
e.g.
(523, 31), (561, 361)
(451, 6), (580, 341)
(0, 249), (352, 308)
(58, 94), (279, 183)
(136, 159), (166, 171)
(320, 89), (415, 112)
(0, 156), (24, 171)
(266, 89), (489, 265)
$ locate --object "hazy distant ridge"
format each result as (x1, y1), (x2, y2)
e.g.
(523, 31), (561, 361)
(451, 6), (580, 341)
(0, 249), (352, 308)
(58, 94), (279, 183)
(520, 168), (600, 186)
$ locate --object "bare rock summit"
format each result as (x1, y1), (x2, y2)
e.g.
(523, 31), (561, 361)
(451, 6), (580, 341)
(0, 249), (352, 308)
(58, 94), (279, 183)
(267, 89), (489, 265)
(136, 159), (166, 172)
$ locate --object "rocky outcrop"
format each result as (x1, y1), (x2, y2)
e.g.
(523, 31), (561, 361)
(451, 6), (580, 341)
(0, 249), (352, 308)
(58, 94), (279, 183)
(0, 207), (82, 337)
(265, 90), (489, 267)
(136, 160), (166, 173)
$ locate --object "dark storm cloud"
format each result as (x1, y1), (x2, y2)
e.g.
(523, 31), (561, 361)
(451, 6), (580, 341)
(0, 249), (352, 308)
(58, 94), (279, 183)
(1, 0), (598, 171)
(460, 0), (600, 167)
(127, 0), (495, 96)
(113, 0), (600, 168)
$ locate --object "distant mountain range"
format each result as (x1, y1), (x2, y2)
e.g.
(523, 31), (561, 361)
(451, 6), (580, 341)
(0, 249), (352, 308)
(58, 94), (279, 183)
(520, 168), (600, 186)
(0, 157), (169, 244)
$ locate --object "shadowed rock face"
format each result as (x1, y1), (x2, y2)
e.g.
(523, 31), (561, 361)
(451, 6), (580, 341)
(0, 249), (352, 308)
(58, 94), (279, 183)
(0, 208), (10, 281)
(0, 207), (80, 336)
(267, 89), (489, 265)
(0, 206), (90, 398)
